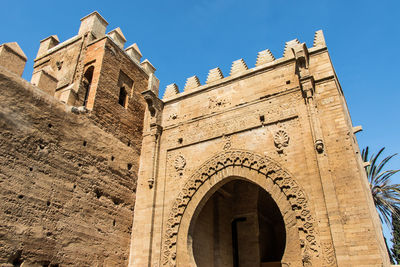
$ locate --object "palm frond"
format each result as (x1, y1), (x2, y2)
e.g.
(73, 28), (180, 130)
(376, 154), (399, 179)
(363, 146), (400, 228)
(362, 146), (369, 162)
(375, 170), (400, 186)
(369, 147), (386, 183)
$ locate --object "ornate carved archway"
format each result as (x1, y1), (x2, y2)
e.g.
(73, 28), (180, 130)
(162, 150), (321, 266)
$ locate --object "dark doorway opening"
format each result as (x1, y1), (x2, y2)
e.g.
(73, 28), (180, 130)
(118, 86), (127, 108)
(191, 179), (286, 267)
(82, 66), (94, 107)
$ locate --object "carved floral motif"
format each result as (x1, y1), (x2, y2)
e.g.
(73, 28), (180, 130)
(321, 241), (336, 266)
(174, 155), (186, 176)
(274, 129), (290, 153)
(222, 135), (232, 150)
(165, 92), (299, 147)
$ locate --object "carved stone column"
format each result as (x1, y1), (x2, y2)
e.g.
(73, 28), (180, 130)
(129, 90), (163, 267)
(142, 90), (163, 189)
(300, 77), (324, 154)
(293, 43), (348, 265)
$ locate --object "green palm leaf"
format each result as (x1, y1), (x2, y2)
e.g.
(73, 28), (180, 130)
(362, 146), (400, 227)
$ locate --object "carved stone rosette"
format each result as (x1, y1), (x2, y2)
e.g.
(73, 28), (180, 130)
(274, 129), (290, 154)
(222, 135), (232, 150)
(162, 149), (320, 266)
(174, 155), (186, 177)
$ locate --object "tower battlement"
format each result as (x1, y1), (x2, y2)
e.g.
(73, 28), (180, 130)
(31, 11), (157, 107)
(162, 30), (327, 101)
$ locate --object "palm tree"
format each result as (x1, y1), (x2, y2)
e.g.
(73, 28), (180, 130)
(362, 146), (400, 226)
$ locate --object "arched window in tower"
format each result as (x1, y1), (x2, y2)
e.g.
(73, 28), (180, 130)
(117, 70), (134, 109)
(118, 86), (128, 108)
(82, 66), (94, 107)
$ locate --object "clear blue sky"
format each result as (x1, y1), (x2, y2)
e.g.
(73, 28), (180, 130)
(1, 0), (399, 245)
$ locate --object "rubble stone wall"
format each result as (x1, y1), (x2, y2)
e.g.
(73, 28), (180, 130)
(0, 67), (140, 266)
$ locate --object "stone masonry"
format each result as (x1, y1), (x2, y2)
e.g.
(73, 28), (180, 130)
(130, 32), (391, 266)
(0, 12), (155, 267)
(0, 11), (392, 267)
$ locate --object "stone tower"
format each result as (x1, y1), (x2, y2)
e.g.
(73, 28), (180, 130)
(129, 31), (390, 266)
(0, 12), (156, 266)
(31, 11), (158, 144)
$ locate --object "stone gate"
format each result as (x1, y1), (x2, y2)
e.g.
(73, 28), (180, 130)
(128, 31), (390, 266)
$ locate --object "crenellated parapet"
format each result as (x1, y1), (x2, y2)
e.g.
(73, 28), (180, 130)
(184, 76), (201, 91)
(256, 49), (275, 66)
(283, 39), (301, 58)
(163, 83), (180, 99)
(15, 11), (156, 150)
(125, 43), (142, 63)
(230, 59), (248, 76)
(206, 67), (224, 84)
(0, 42), (27, 76)
(29, 11), (157, 110)
(108, 27), (127, 49)
(162, 30), (328, 101)
(313, 30), (326, 48)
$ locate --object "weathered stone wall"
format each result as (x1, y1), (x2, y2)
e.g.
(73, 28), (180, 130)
(313, 53), (389, 264)
(0, 67), (140, 266)
(86, 37), (147, 147)
(33, 35), (85, 93)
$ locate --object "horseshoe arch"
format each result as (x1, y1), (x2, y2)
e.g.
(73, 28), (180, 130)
(162, 150), (321, 266)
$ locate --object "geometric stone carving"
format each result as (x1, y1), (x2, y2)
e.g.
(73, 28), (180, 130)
(163, 83), (180, 99)
(274, 129), (289, 154)
(162, 149), (319, 266)
(322, 240), (337, 266)
(230, 59), (248, 76)
(222, 135), (232, 150)
(256, 49), (275, 66)
(206, 67), (224, 84)
(283, 39), (301, 58)
(184, 75), (201, 91)
(313, 30), (326, 48)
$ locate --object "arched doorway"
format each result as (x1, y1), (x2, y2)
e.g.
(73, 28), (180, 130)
(190, 179), (285, 267)
(162, 150), (318, 267)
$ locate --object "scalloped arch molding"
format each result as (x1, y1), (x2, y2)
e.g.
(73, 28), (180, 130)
(162, 149), (333, 266)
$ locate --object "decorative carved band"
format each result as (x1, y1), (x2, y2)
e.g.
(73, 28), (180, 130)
(162, 149), (321, 266)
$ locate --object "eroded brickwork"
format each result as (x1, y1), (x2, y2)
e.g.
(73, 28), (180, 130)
(0, 68), (138, 266)
(0, 11), (152, 267)
(85, 37), (148, 146)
